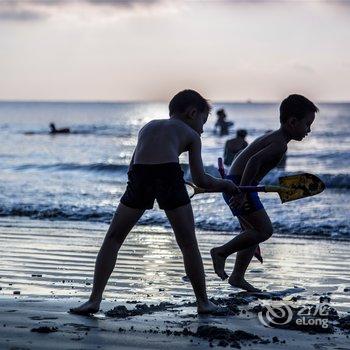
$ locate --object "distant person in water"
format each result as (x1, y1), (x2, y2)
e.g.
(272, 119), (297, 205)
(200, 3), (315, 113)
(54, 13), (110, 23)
(215, 109), (234, 136)
(70, 89), (239, 316)
(223, 129), (248, 167)
(210, 94), (318, 292)
(49, 123), (70, 134)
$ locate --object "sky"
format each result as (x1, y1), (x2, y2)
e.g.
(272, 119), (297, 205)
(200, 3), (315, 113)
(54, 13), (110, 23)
(0, 0), (350, 102)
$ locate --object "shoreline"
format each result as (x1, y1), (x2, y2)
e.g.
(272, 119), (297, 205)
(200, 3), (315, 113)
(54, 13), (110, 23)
(0, 216), (349, 243)
(0, 220), (349, 348)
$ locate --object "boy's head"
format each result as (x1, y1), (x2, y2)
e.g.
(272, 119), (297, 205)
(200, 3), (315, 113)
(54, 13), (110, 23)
(216, 109), (226, 117)
(237, 129), (247, 138)
(279, 94), (318, 141)
(169, 89), (211, 134)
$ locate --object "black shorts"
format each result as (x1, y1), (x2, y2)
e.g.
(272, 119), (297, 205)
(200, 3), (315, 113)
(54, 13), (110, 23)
(120, 163), (190, 210)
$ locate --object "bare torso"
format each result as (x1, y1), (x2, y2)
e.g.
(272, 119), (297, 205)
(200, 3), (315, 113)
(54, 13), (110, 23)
(229, 130), (287, 182)
(133, 118), (197, 164)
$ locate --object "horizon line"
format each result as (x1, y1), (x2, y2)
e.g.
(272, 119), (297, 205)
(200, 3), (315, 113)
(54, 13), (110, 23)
(1, 99), (350, 104)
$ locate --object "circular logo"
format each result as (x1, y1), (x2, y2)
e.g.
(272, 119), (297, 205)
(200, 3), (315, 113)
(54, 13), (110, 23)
(258, 303), (294, 328)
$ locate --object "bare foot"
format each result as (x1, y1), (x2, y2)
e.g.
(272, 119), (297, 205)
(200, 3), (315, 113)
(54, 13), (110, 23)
(197, 300), (229, 315)
(228, 276), (261, 292)
(210, 248), (228, 280)
(69, 299), (101, 315)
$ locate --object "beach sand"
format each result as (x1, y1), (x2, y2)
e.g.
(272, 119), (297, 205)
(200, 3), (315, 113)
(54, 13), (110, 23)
(0, 219), (349, 349)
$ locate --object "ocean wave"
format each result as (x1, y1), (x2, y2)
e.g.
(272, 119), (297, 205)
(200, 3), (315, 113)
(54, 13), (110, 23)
(14, 162), (129, 173)
(22, 124), (133, 137)
(315, 173), (350, 189)
(0, 204), (112, 222)
(0, 204), (168, 229)
(286, 151), (350, 161)
(262, 171), (350, 189)
(12, 162), (350, 189)
(0, 203), (349, 240)
(183, 166), (350, 190)
(23, 131), (132, 137)
(193, 217), (349, 239)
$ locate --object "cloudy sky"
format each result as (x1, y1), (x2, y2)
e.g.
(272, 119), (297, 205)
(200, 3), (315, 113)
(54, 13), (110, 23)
(0, 0), (349, 102)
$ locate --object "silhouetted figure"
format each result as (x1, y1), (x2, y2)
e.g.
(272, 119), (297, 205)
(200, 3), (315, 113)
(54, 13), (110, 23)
(223, 129), (248, 166)
(215, 109), (233, 136)
(211, 94), (318, 291)
(69, 89), (232, 316)
(49, 123), (70, 134)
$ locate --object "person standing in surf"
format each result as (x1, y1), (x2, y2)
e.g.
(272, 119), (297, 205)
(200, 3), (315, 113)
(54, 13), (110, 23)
(223, 129), (248, 167)
(211, 94), (318, 292)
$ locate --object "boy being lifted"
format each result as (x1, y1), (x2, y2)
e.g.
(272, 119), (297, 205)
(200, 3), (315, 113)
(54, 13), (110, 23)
(211, 94), (318, 292)
(71, 89), (238, 315)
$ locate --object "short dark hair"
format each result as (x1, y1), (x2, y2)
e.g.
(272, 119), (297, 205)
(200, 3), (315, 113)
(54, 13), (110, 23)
(280, 94), (319, 124)
(169, 89), (211, 116)
(216, 108), (225, 116)
(237, 129), (247, 138)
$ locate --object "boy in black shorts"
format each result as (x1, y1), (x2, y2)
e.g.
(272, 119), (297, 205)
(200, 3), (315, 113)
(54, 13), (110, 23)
(70, 89), (239, 315)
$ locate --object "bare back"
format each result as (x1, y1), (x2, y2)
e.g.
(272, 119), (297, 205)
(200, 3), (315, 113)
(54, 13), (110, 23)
(229, 130), (287, 182)
(133, 118), (197, 164)
(226, 138), (247, 153)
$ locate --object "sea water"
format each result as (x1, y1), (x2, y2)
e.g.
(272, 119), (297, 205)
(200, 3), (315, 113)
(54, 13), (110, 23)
(0, 101), (349, 239)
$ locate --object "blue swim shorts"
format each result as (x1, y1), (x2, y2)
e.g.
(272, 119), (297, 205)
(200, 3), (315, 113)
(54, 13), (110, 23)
(223, 175), (264, 216)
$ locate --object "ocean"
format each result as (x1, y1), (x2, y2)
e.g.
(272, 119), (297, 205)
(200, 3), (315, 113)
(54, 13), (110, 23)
(1, 101), (349, 239)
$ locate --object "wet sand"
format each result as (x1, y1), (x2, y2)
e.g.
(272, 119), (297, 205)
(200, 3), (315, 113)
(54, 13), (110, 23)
(0, 219), (349, 349)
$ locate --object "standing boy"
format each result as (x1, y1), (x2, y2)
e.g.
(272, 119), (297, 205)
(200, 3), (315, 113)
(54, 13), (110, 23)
(211, 95), (318, 292)
(71, 90), (238, 315)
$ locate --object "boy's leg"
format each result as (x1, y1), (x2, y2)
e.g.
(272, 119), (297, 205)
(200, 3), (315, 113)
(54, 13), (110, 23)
(211, 209), (272, 280)
(228, 216), (260, 292)
(165, 203), (224, 314)
(70, 203), (144, 314)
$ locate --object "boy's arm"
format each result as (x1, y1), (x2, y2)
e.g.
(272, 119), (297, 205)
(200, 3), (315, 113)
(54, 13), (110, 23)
(240, 142), (284, 185)
(188, 134), (238, 193)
